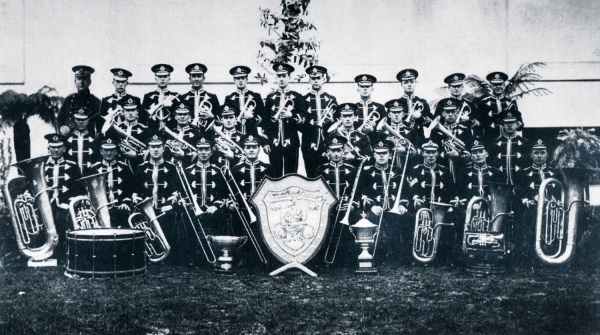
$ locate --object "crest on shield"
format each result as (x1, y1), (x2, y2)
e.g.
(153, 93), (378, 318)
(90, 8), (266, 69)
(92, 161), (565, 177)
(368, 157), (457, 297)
(251, 174), (336, 276)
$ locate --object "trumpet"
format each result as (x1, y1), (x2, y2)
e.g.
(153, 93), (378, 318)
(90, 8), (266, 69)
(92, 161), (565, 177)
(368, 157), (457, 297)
(273, 95), (295, 120)
(4, 156), (59, 261)
(192, 94), (213, 126)
(423, 116), (466, 150)
(356, 111), (380, 134)
(457, 101), (471, 123)
(405, 98), (424, 123)
(128, 198), (171, 262)
(317, 101), (336, 128)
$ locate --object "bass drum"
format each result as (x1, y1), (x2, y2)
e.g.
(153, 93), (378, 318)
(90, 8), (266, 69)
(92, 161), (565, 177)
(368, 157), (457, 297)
(65, 229), (146, 278)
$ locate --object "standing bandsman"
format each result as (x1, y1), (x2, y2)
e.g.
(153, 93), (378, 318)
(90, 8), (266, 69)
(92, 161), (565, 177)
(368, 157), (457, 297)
(64, 107), (97, 175)
(396, 69), (433, 134)
(430, 98), (473, 183)
(353, 74), (385, 141)
(141, 64), (178, 132)
(213, 105), (244, 169)
(478, 71), (523, 140)
(263, 63), (307, 177)
(160, 104), (201, 165)
(301, 65), (338, 177)
(231, 133), (273, 200)
(461, 140), (503, 201)
(175, 63), (220, 132)
(98, 68), (141, 133)
(382, 99), (420, 169)
(489, 112), (530, 186)
(435, 73), (482, 137)
(90, 136), (136, 226)
(224, 66), (264, 135)
(57, 65), (101, 135)
(332, 103), (372, 166)
(113, 98), (150, 168)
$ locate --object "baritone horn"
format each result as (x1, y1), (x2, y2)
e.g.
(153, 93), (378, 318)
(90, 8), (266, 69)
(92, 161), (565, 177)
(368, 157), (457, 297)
(4, 156), (58, 260)
(412, 202), (453, 263)
(129, 198), (171, 262)
(535, 168), (587, 264)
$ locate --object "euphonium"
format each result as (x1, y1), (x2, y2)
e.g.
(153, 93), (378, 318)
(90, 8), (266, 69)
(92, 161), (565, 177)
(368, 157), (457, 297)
(129, 198), (171, 262)
(412, 203), (453, 263)
(535, 168), (587, 264)
(4, 156), (58, 260)
(356, 111), (380, 134)
(70, 172), (112, 229)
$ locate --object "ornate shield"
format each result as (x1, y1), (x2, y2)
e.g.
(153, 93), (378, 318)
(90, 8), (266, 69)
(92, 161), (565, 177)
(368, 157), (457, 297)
(251, 174), (336, 264)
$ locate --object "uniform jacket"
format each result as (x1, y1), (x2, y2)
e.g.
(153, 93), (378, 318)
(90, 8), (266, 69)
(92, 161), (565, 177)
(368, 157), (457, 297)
(515, 164), (560, 203)
(478, 95), (522, 139)
(263, 88), (306, 148)
(489, 134), (530, 186)
(223, 89), (264, 135)
(357, 164), (405, 212)
(98, 93), (141, 132)
(64, 129), (98, 175)
(315, 161), (356, 200)
(141, 88), (179, 129)
(184, 161), (229, 209)
(90, 159), (135, 207)
(231, 159), (273, 199)
(134, 159), (179, 209)
(301, 90), (338, 153)
(174, 88), (220, 131)
(57, 89), (101, 134)
(407, 163), (454, 210)
(461, 164), (503, 200)
(43, 157), (84, 208)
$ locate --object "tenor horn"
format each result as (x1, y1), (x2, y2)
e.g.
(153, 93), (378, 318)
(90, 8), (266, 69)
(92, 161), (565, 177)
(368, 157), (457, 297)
(129, 198), (171, 262)
(412, 203), (453, 263)
(535, 168), (587, 264)
(4, 156), (59, 260)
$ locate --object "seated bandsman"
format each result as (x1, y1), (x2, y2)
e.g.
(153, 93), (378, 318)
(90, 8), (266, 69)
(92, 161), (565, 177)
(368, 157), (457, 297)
(396, 69), (433, 134)
(382, 99), (420, 169)
(231, 133), (273, 200)
(184, 135), (231, 236)
(214, 105), (244, 169)
(224, 66), (264, 135)
(98, 68), (141, 133)
(331, 103), (372, 166)
(489, 112), (530, 186)
(141, 64), (178, 133)
(478, 71), (523, 140)
(64, 107), (97, 175)
(434, 73), (482, 137)
(90, 136), (136, 226)
(356, 139), (408, 263)
(174, 63), (220, 132)
(161, 103), (201, 165)
(461, 140), (503, 201)
(113, 98), (150, 168)
(353, 74), (385, 141)
(301, 65), (338, 178)
(430, 98), (473, 183)
(43, 134), (84, 257)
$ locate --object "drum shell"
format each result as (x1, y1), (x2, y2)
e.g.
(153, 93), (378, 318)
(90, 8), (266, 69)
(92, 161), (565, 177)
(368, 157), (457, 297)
(66, 229), (146, 278)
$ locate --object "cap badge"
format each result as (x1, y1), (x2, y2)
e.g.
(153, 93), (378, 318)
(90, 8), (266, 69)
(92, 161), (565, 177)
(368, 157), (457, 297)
(200, 138), (206, 143)
(278, 65), (283, 71)
(454, 75), (458, 81)
(180, 103), (185, 108)
(312, 68), (318, 74)
(79, 108), (85, 114)
(344, 104), (350, 110)
(118, 70), (123, 76)
(393, 101), (399, 107)
(495, 74), (500, 79)
(248, 135), (254, 141)
(194, 65), (200, 70)
(107, 139), (112, 144)
(447, 100), (452, 106)
(378, 141), (384, 147)
(506, 112), (512, 117)
(362, 75), (367, 81)
(53, 135), (58, 141)
(224, 106), (229, 111)
(537, 139), (543, 144)
(127, 98), (133, 104)
(405, 71), (411, 76)
(474, 140), (479, 145)
(160, 66), (165, 71)
(236, 67), (242, 73)
(332, 138), (338, 144)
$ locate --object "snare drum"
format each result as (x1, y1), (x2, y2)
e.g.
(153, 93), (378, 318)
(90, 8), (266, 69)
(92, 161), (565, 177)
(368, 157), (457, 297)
(66, 228), (146, 278)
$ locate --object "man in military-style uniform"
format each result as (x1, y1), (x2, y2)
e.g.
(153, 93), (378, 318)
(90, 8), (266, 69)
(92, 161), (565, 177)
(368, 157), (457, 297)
(98, 68), (141, 133)
(231, 133), (273, 201)
(396, 69), (433, 135)
(57, 65), (101, 135)
(263, 63), (307, 177)
(160, 104), (201, 166)
(223, 66), (264, 136)
(112, 98), (151, 168)
(381, 99), (420, 169)
(64, 107), (98, 175)
(141, 64), (179, 132)
(461, 140), (503, 201)
(90, 136), (136, 226)
(43, 134), (85, 258)
(353, 74), (385, 141)
(430, 98), (473, 183)
(332, 103), (373, 167)
(213, 105), (244, 169)
(489, 112), (530, 186)
(478, 71), (523, 140)
(174, 63), (220, 132)
(301, 65), (338, 177)
(434, 73), (482, 137)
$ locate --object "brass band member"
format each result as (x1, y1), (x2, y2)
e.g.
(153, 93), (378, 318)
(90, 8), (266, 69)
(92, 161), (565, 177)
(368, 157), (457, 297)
(214, 105), (244, 169)
(175, 63), (220, 132)
(43, 134), (84, 257)
(263, 63), (307, 177)
(354, 74), (385, 141)
(356, 139), (407, 262)
(224, 66), (264, 135)
(335, 103), (372, 166)
(461, 140), (503, 200)
(114, 98), (150, 167)
(98, 68), (141, 133)
(301, 65), (338, 177)
(141, 64), (178, 132)
(382, 99), (420, 168)
(435, 73), (482, 137)
(231, 133), (273, 200)
(478, 71), (523, 139)
(430, 98), (473, 183)
(396, 69), (433, 133)
(57, 65), (101, 135)
(161, 104), (201, 165)
(489, 112), (530, 186)
(90, 136), (136, 226)
(64, 107), (97, 175)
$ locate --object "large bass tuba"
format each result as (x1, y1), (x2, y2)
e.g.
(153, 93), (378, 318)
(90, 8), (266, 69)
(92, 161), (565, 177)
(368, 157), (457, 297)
(128, 198), (171, 262)
(3, 156), (59, 260)
(535, 168), (587, 264)
(69, 172), (112, 229)
(412, 203), (453, 263)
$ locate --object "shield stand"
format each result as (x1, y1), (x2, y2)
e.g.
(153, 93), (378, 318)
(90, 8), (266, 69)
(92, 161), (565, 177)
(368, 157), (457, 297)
(269, 259), (317, 277)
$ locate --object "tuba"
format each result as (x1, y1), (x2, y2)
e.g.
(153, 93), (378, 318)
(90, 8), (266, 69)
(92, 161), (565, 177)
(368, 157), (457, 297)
(69, 172), (112, 230)
(535, 168), (587, 264)
(4, 156), (59, 260)
(412, 203), (453, 263)
(128, 198), (171, 262)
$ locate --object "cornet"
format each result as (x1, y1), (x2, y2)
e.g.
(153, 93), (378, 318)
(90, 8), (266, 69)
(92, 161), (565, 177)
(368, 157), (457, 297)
(192, 94), (213, 126)
(356, 111), (380, 134)
(316, 101), (336, 128)
(237, 95), (257, 123)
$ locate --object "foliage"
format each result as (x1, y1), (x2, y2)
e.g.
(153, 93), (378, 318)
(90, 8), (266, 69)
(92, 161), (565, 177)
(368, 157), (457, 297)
(553, 128), (600, 169)
(256, 0), (320, 83)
